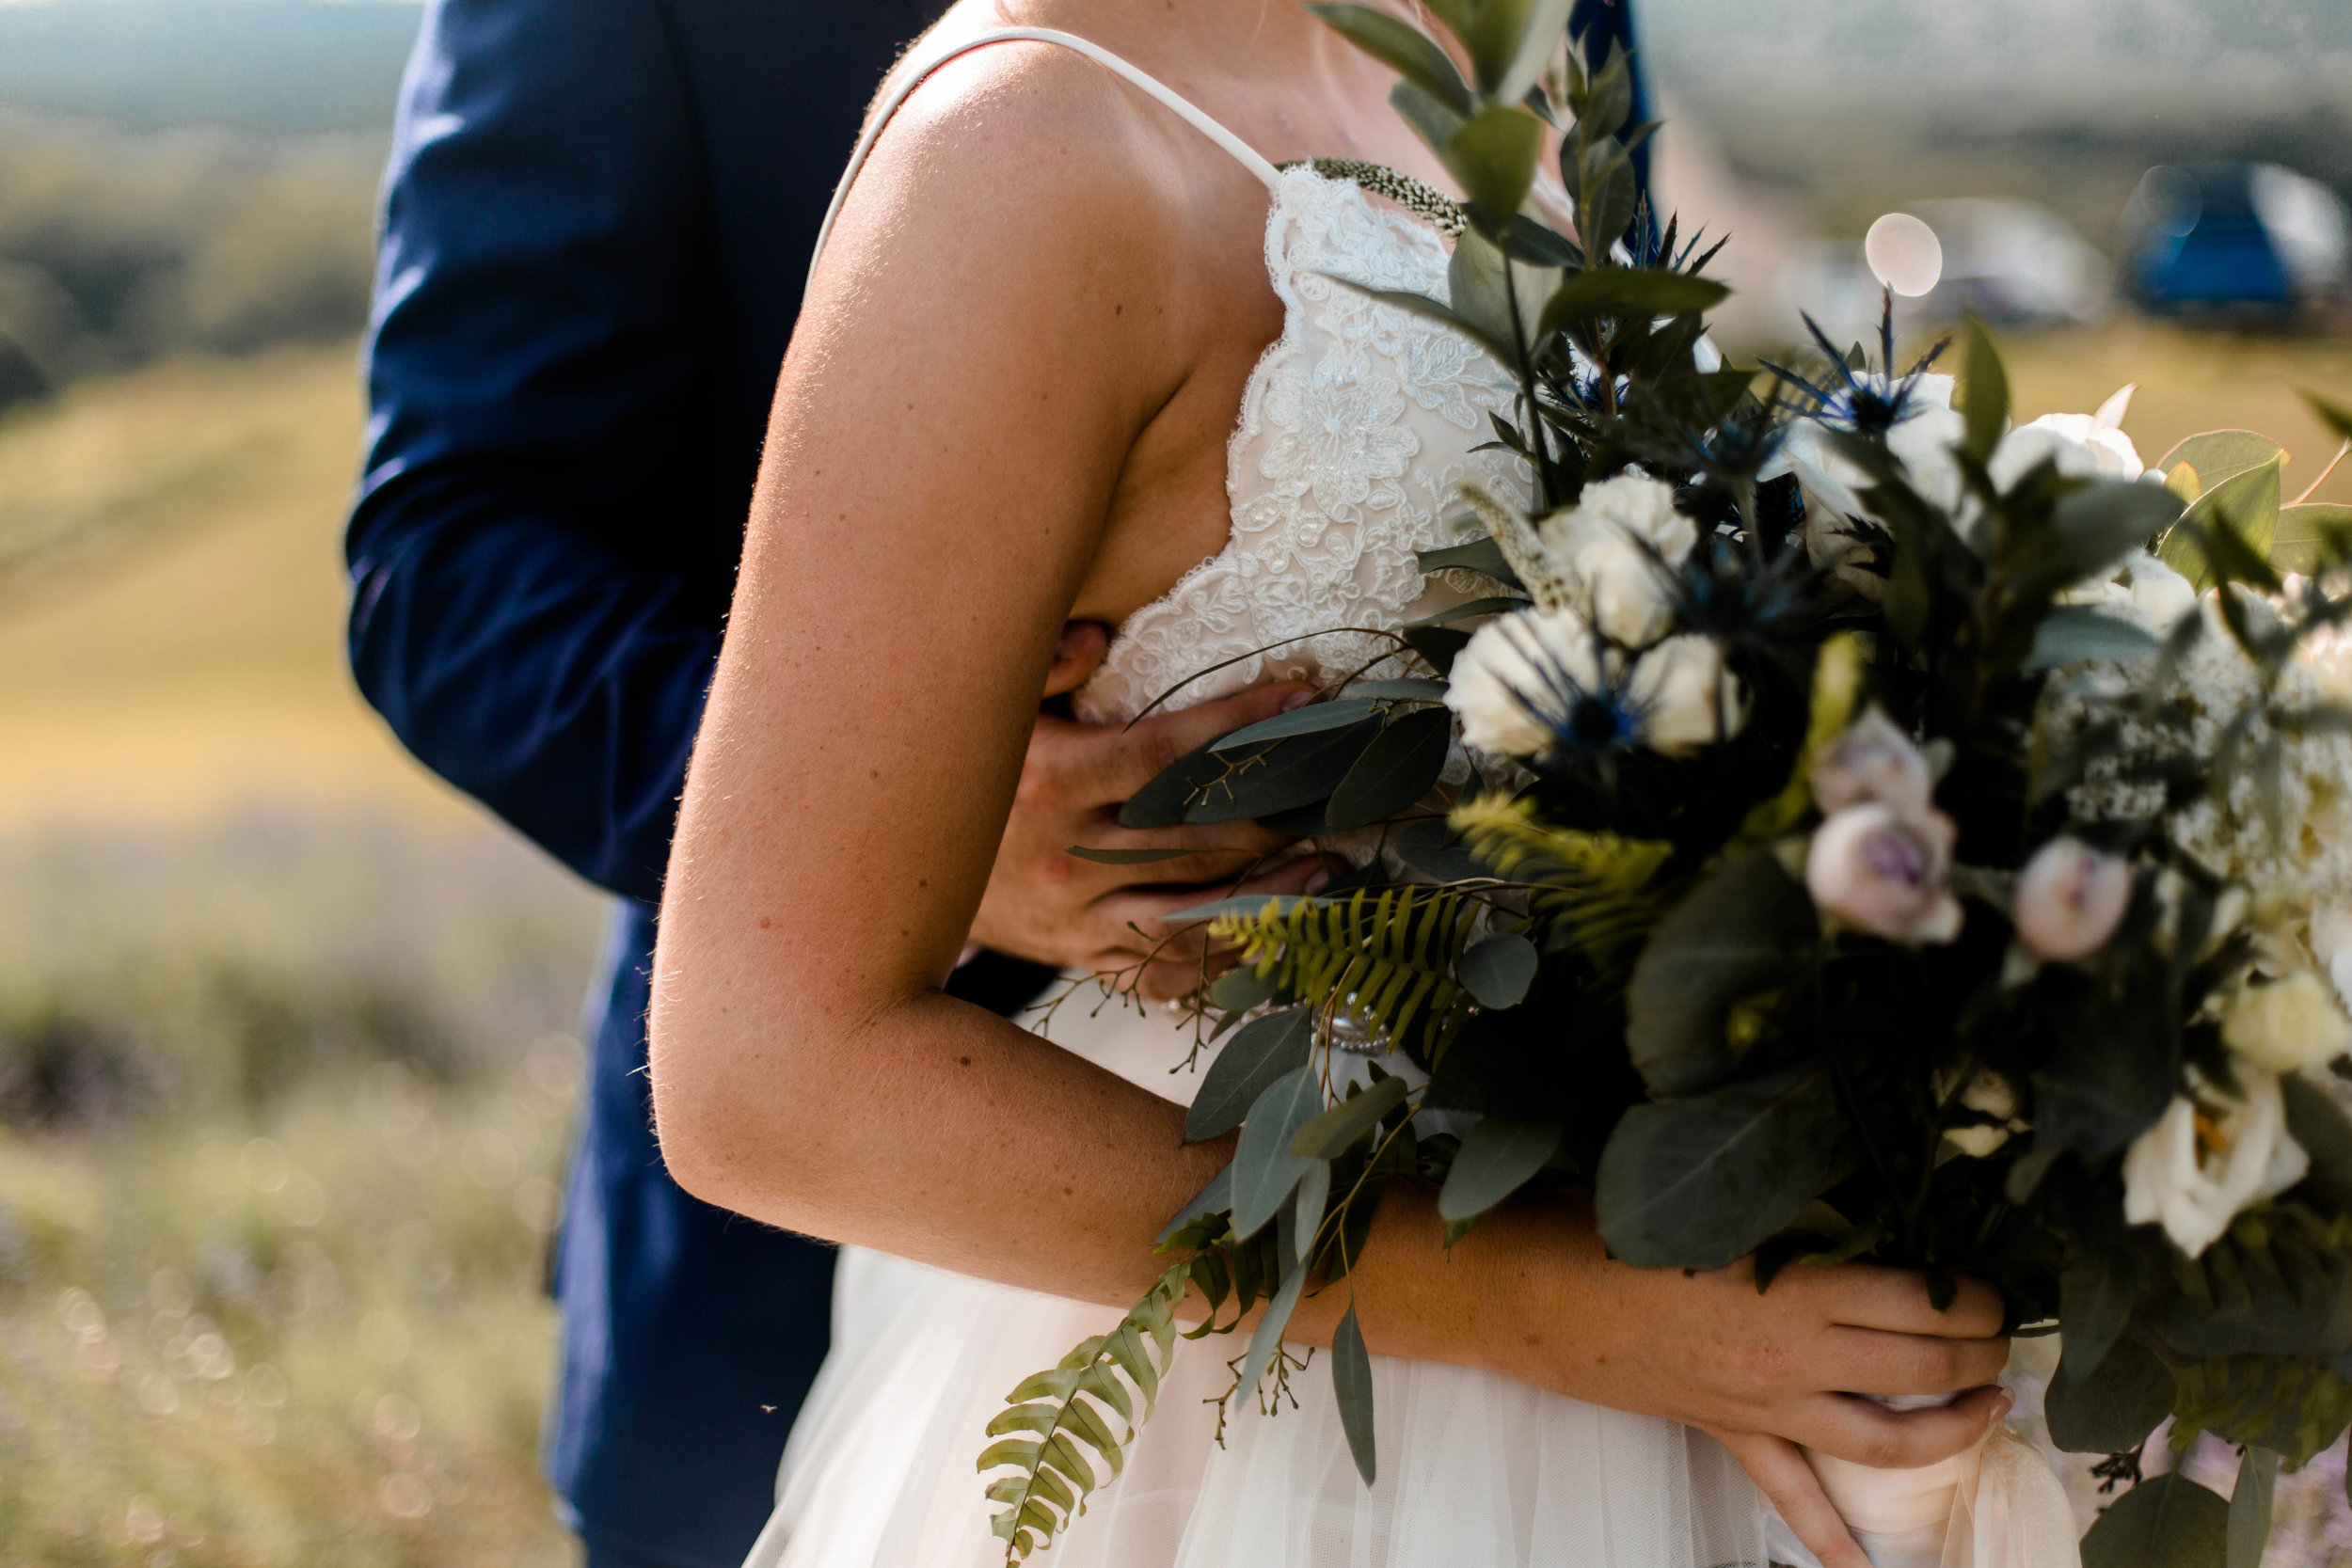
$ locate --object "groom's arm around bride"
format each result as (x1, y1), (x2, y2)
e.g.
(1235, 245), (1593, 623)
(341, 2), (1323, 1564)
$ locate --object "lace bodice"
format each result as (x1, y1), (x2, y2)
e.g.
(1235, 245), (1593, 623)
(1074, 166), (1528, 724)
(809, 27), (1532, 729)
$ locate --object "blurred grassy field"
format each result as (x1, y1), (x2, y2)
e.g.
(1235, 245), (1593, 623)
(0, 345), (600, 1564)
(1, 324), (2350, 1566)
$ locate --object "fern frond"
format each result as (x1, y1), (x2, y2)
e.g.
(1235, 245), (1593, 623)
(1209, 886), (1483, 1060)
(982, 1259), (1189, 1561)
(1449, 794), (1677, 974)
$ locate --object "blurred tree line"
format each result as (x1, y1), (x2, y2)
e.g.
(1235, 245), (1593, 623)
(0, 114), (381, 415)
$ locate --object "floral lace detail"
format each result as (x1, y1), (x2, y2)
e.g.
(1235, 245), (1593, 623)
(1073, 166), (1531, 724)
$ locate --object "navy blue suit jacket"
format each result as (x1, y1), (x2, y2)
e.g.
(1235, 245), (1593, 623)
(344, 3), (1645, 1564)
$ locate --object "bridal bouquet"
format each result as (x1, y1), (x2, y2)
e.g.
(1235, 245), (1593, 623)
(978, 5), (2352, 1565)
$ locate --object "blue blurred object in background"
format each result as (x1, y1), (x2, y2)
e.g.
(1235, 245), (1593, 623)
(2122, 161), (2350, 320)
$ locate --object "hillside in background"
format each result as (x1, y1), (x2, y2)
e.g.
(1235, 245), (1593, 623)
(0, 0), (421, 134)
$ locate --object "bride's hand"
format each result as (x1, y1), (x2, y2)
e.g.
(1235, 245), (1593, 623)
(1438, 1199), (2010, 1568)
(968, 628), (1338, 999)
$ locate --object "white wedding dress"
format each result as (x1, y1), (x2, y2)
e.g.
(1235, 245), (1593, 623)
(743, 28), (1783, 1568)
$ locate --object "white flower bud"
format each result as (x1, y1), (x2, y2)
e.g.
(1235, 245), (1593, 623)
(2122, 1067), (2309, 1258)
(1627, 635), (1746, 756)
(2013, 839), (2134, 962)
(1810, 706), (1932, 816)
(2223, 971), (2352, 1075)
(1444, 608), (1608, 759)
(1535, 475), (1695, 648)
(1804, 802), (1964, 945)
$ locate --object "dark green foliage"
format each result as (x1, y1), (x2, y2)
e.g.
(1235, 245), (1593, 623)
(1594, 1066), (1842, 1269)
(2046, 1338), (2176, 1453)
(2081, 1474), (2230, 1568)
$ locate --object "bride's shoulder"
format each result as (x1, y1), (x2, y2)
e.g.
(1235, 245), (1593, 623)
(850, 22), (1194, 234)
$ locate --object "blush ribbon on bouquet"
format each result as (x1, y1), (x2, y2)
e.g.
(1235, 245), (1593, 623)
(1780, 1392), (2077, 1568)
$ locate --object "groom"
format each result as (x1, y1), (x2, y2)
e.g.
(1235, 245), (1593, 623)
(345, 2), (1647, 1566)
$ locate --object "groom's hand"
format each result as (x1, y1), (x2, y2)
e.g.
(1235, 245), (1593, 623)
(969, 627), (1336, 1001)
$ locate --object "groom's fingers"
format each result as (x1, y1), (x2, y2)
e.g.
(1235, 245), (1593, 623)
(1699, 1427), (1871, 1568)
(1061, 681), (1316, 810)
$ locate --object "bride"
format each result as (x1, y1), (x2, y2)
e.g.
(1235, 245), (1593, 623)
(648, 4), (2016, 1565)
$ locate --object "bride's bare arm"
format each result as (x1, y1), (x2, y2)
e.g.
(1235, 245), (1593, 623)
(649, 50), (2006, 1563)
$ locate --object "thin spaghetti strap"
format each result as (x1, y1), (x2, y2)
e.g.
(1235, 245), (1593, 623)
(804, 27), (1282, 294)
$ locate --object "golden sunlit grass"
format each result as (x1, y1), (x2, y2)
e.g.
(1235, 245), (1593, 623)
(0, 342), (469, 825)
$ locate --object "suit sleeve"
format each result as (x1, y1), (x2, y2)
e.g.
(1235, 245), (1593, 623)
(346, 0), (722, 906)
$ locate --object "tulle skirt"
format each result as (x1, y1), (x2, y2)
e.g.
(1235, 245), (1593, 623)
(743, 990), (1784, 1568)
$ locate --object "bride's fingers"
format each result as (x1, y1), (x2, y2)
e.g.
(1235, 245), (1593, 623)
(1793, 1264), (2007, 1339)
(1701, 1427), (1871, 1568)
(1785, 1386), (2011, 1471)
(1817, 1324), (2010, 1398)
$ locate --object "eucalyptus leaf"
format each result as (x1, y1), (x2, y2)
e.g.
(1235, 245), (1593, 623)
(1209, 965), (1283, 1013)
(1457, 931), (1539, 1008)
(1307, 3), (1472, 115)
(2040, 476), (2186, 594)
(1212, 700), (1381, 752)
(1446, 221), (1551, 359)
(1417, 534), (1518, 582)
(2045, 1337), (2174, 1453)
(1327, 708), (1454, 830)
(1594, 1066), (1842, 1271)
(1536, 267), (1729, 338)
(2155, 430), (2287, 490)
(1389, 76), (1468, 162)
(2159, 458), (2284, 592)
(2271, 502), (2352, 575)
(1162, 894), (1319, 925)
(1331, 1305), (1378, 1485)
(1189, 718), (1384, 824)
(1343, 678), (1451, 702)
(1394, 817), (1491, 883)
(1119, 736), (1248, 829)
(1185, 1008), (1313, 1142)
(1291, 1075), (1413, 1160)
(1237, 1255), (1308, 1399)
(1405, 624), (1472, 676)
(1290, 1157), (1332, 1268)
(1444, 104), (1544, 228)
(1494, 0), (1576, 105)
(1406, 594), (1530, 628)
(1155, 1165), (1233, 1245)
(1231, 1065), (1325, 1241)
(2059, 1243), (2144, 1387)
(1438, 1116), (1563, 1223)
(2308, 389), (2352, 443)
(1961, 316), (2010, 465)
(2026, 605), (2161, 672)
(1624, 852), (1813, 1099)
(2228, 1447), (2278, 1568)
(2079, 1473), (2229, 1568)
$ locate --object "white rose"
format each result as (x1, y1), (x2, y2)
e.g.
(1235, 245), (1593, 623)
(1535, 474), (1695, 648)
(1444, 608), (1610, 760)
(1626, 634), (1745, 756)
(1988, 411), (2152, 492)
(1810, 705), (1933, 816)
(2223, 970), (2352, 1074)
(2012, 838), (2134, 962)
(2122, 1067), (2310, 1257)
(1805, 801), (1964, 945)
